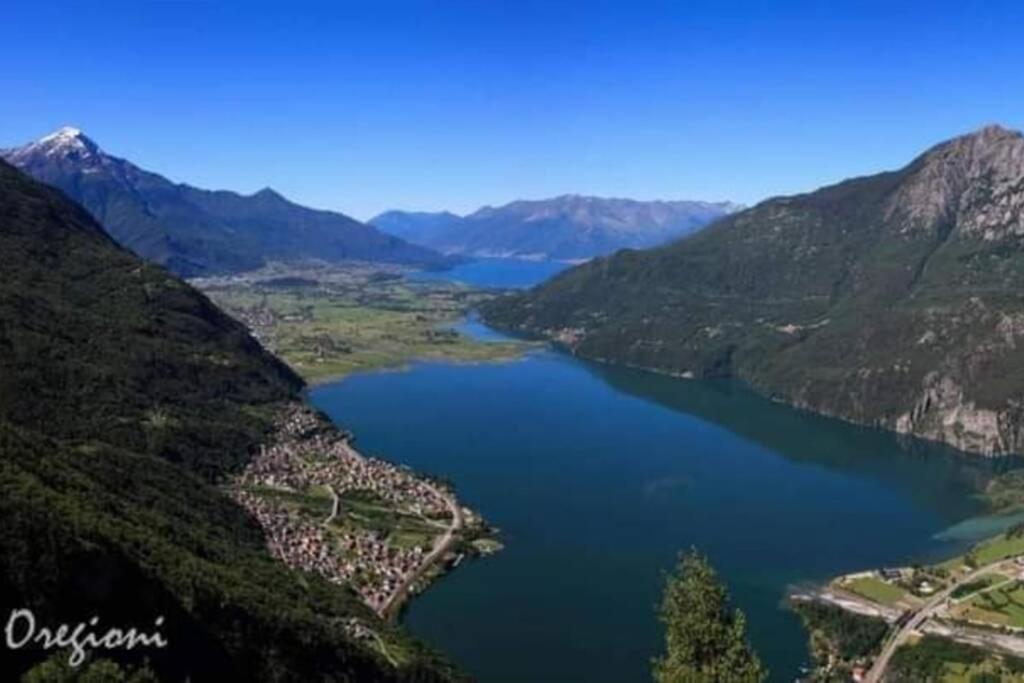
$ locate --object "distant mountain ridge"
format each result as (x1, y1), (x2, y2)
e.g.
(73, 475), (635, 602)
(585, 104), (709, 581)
(372, 195), (740, 260)
(371, 210), (463, 247)
(482, 125), (1024, 457)
(2, 127), (452, 276)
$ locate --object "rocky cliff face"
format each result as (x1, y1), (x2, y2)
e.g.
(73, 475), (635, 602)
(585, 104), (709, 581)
(887, 125), (1024, 239)
(482, 126), (1024, 457)
(895, 374), (1008, 456)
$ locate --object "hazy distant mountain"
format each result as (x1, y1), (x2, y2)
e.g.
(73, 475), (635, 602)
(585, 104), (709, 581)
(2, 127), (452, 276)
(371, 210), (463, 246)
(371, 195), (740, 260)
(482, 125), (1024, 457)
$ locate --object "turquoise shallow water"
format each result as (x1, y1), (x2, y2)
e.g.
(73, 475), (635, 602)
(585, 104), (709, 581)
(310, 343), (1017, 682)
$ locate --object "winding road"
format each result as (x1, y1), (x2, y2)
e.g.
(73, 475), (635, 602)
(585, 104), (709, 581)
(865, 557), (1021, 682)
(379, 483), (464, 621)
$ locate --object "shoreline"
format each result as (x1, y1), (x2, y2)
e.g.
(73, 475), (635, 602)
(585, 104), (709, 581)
(477, 317), (1020, 461)
(792, 538), (1024, 681)
(379, 480), (464, 621)
(332, 432), (504, 622)
(294, 312), (535, 388)
(302, 349), (531, 388)
(231, 403), (500, 622)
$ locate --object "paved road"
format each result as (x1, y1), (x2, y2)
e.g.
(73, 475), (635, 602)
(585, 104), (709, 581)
(323, 485), (340, 526)
(331, 440), (466, 620)
(865, 558), (1017, 682)
(379, 483), (464, 621)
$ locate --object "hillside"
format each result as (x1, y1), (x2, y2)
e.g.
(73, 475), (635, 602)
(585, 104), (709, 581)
(482, 125), (1024, 457)
(2, 128), (452, 276)
(372, 195), (738, 260)
(0, 159), (459, 681)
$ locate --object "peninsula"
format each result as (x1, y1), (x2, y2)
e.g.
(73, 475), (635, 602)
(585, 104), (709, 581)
(230, 404), (495, 628)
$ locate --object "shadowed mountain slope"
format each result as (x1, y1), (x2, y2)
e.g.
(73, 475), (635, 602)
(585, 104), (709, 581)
(3, 128), (453, 276)
(482, 126), (1024, 456)
(0, 159), (459, 681)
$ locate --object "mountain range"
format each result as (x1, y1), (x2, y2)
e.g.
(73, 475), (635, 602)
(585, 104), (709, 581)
(372, 195), (740, 261)
(2, 127), (452, 276)
(482, 125), (1024, 457)
(0, 158), (457, 681)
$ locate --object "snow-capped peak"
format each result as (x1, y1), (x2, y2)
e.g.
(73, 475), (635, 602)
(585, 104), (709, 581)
(1, 126), (114, 174)
(29, 126), (101, 158)
(40, 126), (84, 143)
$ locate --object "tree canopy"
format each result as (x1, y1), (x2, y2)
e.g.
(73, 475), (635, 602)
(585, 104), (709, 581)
(653, 549), (766, 683)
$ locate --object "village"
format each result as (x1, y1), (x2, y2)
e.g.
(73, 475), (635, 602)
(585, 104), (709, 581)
(795, 531), (1024, 682)
(229, 403), (487, 615)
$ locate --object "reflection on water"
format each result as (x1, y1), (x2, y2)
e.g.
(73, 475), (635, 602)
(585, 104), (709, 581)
(583, 360), (1021, 524)
(311, 343), (1022, 683)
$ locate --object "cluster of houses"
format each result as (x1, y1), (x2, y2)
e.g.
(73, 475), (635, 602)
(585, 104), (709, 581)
(226, 302), (278, 343)
(230, 404), (453, 611)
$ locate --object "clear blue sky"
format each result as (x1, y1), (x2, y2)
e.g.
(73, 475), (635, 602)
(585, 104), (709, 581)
(3, 1), (1023, 220)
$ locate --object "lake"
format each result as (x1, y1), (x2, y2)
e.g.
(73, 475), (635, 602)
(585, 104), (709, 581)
(411, 257), (574, 289)
(310, 340), (1019, 682)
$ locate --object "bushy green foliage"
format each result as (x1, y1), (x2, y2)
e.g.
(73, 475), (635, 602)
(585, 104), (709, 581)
(888, 635), (986, 681)
(22, 655), (157, 682)
(790, 600), (887, 660)
(968, 672), (1001, 683)
(652, 550), (766, 683)
(980, 470), (1024, 513)
(0, 161), (304, 480)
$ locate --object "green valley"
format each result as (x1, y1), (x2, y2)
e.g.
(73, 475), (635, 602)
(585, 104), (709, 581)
(196, 262), (527, 382)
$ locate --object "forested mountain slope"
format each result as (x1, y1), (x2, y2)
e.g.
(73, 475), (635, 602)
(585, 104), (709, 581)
(0, 159), (458, 681)
(483, 126), (1024, 456)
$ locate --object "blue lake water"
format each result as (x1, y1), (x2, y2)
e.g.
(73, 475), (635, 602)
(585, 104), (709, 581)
(310, 343), (1018, 682)
(411, 257), (574, 289)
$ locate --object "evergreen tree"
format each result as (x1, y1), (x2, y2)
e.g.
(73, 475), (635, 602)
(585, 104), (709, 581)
(653, 549), (767, 683)
(22, 655), (158, 683)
